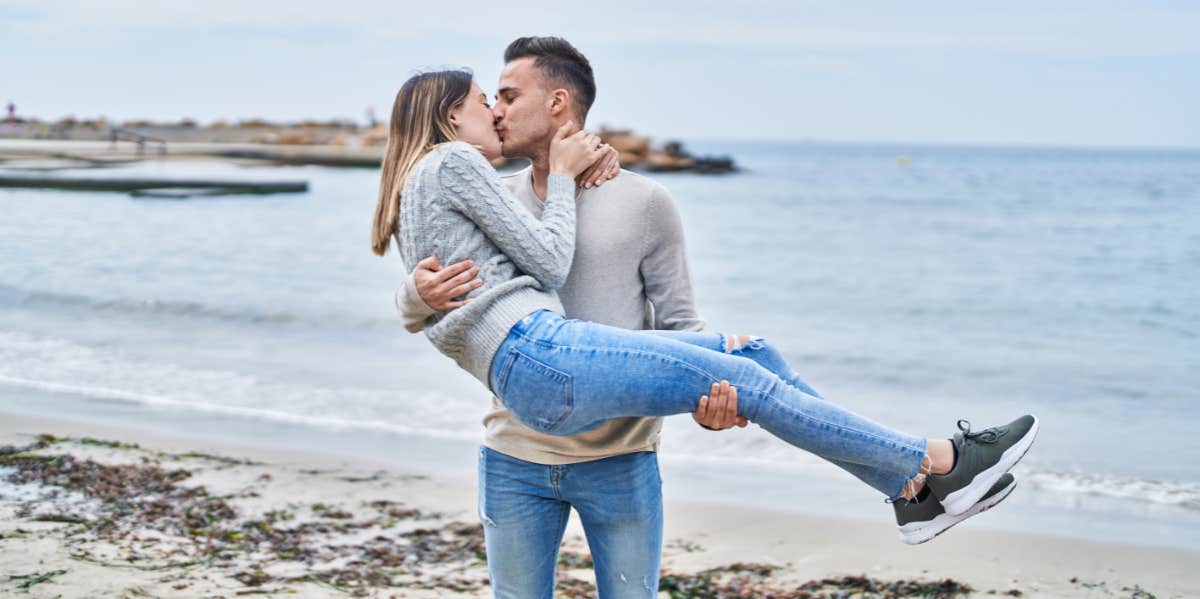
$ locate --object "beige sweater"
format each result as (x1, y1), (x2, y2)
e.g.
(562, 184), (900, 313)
(396, 163), (705, 465)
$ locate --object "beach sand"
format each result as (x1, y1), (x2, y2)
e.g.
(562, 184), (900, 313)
(1, 411), (1196, 598)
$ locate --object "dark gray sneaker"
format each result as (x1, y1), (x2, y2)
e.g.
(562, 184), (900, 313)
(895, 474), (1017, 545)
(927, 415), (1038, 516)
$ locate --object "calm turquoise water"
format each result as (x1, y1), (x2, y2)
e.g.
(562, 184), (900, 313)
(2, 142), (1198, 546)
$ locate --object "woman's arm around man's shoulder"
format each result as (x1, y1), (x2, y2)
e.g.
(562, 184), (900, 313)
(437, 142), (577, 291)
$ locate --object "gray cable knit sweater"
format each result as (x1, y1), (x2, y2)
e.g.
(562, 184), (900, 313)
(394, 141), (578, 386)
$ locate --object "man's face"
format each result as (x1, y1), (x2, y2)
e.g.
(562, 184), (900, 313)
(493, 57), (554, 159)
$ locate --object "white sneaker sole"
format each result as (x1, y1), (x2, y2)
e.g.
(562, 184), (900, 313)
(899, 477), (1018, 545)
(940, 415), (1038, 516)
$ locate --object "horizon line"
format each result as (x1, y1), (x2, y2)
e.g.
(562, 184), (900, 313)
(4, 115), (1197, 153)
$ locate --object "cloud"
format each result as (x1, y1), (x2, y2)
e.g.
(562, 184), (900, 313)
(8, 1), (1199, 57)
(3, 1), (1198, 145)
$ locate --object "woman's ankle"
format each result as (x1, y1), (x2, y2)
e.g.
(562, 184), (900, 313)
(925, 439), (955, 475)
(898, 444), (951, 500)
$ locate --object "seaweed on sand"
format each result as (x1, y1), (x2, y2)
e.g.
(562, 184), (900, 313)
(0, 438), (1004, 598)
(0, 441), (487, 596)
(9, 569), (68, 589)
(658, 564), (978, 598)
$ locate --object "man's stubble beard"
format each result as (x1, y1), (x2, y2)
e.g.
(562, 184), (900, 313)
(500, 141), (529, 160)
(501, 122), (555, 162)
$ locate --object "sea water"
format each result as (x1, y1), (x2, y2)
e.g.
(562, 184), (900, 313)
(1, 141), (1197, 547)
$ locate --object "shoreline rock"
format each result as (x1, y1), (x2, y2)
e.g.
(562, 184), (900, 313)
(1, 119), (739, 174)
(601, 128), (738, 174)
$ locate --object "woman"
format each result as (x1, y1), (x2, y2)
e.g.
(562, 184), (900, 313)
(371, 69), (1038, 544)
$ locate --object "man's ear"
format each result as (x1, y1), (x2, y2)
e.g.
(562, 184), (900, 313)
(547, 88), (571, 117)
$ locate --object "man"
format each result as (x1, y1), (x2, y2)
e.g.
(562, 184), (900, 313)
(395, 36), (744, 598)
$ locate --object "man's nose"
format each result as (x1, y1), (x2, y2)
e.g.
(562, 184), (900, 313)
(492, 105), (504, 120)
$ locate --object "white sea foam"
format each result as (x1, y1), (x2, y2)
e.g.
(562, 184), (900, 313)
(0, 283), (389, 330)
(1024, 469), (1200, 511)
(0, 373), (479, 443)
(0, 330), (481, 443)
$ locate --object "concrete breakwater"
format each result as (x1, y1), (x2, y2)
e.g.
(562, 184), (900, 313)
(0, 172), (308, 198)
(0, 175), (307, 198)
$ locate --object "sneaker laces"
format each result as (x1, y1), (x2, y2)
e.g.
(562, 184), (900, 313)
(958, 419), (1002, 444)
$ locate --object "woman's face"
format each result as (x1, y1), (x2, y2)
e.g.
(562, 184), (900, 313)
(450, 82), (502, 160)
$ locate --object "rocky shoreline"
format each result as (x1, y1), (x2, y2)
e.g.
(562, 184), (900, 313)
(0, 118), (736, 174)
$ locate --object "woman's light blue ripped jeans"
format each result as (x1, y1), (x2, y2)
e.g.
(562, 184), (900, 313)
(489, 310), (927, 499)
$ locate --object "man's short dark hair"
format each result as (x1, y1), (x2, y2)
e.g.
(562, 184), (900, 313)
(504, 36), (596, 119)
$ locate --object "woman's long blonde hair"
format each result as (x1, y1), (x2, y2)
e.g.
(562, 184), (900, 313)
(371, 69), (474, 256)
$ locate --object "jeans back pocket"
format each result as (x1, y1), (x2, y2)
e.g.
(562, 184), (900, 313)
(496, 348), (574, 434)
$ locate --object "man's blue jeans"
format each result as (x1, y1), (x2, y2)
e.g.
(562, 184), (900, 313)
(490, 310), (927, 499)
(478, 446), (662, 599)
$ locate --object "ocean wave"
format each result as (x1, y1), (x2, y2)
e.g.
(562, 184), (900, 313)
(656, 447), (1200, 513)
(0, 373), (479, 443)
(0, 330), (481, 442)
(657, 416), (1200, 513)
(1023, 469), (1200, 512)
(0, 283), (389, 330)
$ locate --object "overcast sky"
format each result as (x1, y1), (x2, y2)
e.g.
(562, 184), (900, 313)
(3, 1), (1197, 146)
